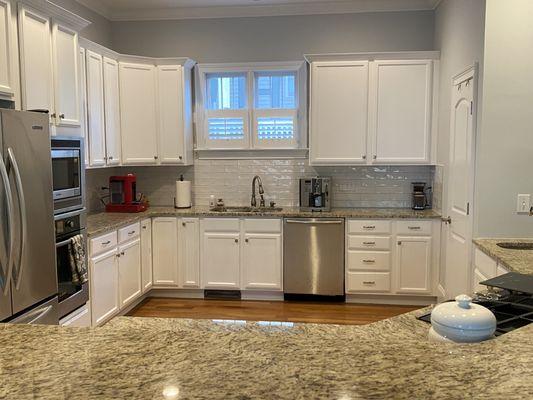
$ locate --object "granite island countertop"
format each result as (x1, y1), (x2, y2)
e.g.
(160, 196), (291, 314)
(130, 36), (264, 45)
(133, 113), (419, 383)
(474, 238), (533, 275)
(0, 310), (531, 399)
(87, 206), (441, 237)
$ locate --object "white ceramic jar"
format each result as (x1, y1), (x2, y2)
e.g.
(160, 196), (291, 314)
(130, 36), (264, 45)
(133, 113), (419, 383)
(429, 294), (497, 343)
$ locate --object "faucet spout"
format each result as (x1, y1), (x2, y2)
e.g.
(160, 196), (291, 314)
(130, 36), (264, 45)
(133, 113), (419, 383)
(251, 175), (266, 207)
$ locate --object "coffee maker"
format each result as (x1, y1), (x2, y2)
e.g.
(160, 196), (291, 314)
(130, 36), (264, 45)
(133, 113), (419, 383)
(299, 177), (331, 211)
(105, 174), (148, 213)
(411, 182), (429, 210)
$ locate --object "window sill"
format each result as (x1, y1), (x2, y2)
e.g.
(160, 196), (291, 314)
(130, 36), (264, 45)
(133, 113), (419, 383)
(195, 148), (309, 160)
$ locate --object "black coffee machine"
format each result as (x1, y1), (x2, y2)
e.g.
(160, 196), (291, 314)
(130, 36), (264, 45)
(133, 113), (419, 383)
(412, 182), (431, 210)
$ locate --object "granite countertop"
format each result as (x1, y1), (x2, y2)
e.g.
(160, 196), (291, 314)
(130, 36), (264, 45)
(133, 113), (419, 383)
(474, 238), (533, 275)
(87, 206), (441, 237)
(0, 310), (531, 399)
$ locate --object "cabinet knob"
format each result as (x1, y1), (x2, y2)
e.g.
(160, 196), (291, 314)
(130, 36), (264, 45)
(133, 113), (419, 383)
(373, 155), (377, 160)
(142, 226), (147, 229)
(109, 156), (113, 160)
(398, 241), (402, 245)
(245, 238), (249, 243)
(362, 155), (367, 160)
(234, 238), (239, 243)
(182, 222), (186, 227)
(121, 251), (125, 256)
(116, 253), (120, 258)
(179, 155), (183, 160)
(59, 113), (65, 119)
(154, 156), (158, 160)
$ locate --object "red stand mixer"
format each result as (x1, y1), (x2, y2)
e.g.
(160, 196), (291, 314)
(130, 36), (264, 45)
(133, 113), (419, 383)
(105, 174), (148, 213)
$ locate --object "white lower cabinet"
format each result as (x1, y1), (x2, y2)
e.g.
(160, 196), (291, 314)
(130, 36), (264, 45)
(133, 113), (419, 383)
(179, 218), (200, 288)
(242, 233), (282, 290)
(472, 245), (510, 294)
(201, 231), (240, 289)
(140, 219), (153, 292)
(152, 217), (179, 286)
(59, 303), (91, 327)
(396, 236), (431, 294)
(90, 248), (119, 326)
(118, 238), (142, 308)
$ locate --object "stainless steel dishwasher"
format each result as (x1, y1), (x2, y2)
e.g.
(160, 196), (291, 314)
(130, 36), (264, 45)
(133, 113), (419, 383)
(283, 218), (345, 297)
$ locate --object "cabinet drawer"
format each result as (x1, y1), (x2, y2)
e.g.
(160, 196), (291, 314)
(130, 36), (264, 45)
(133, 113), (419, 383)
(346, 272), (390, 292)
(396, 220), (432, 236)
(474, 248), (497, 278)
(348, 220), (391, 234)
(118, 222), (140, 243)
(347, 251), (391, 271)
(90, 231), (117, 256)
(201, 218), (240, 232)
(243, 218), (281, 233)
(348, 235), (391, 251)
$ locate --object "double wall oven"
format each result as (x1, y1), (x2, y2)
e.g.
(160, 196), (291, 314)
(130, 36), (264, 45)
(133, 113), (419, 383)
(51, 137), (88, 319)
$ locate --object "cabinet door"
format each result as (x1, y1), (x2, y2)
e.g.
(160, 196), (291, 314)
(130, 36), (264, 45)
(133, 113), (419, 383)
(178, 218), (200, 288)
(140, 218), (153, 293)
(118, 239), (141, 308)
(18, 5), (54, 119)
(90, 248), (119, 326)
(0, 0), (15, 97)
(310, 61), (368, 165)
(119, 62), (158, 165)
(152, 217), (178, 286)
(51, 23), (80, 127)
(157, 65), (185, 164)
(201, 232), (240, 289)
(242, 233), (282, 290)
(396, 236), (432, 294)
(369, 60), (432, 164)
(86, 50), (106, 167)
(79, 47), (89, 166)
(103, 57), (121, 165)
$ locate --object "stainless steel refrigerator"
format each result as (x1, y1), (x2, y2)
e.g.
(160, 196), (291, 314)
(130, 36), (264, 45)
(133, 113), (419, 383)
(0, 110), (58, 324)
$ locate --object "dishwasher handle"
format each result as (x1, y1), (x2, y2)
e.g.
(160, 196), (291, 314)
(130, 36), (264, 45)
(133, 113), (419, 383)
(285, 219), (343, 224)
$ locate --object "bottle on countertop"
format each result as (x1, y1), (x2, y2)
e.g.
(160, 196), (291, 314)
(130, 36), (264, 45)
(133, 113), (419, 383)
(209, 195), (215, 207)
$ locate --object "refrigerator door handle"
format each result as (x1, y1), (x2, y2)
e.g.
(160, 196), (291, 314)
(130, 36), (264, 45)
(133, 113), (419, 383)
(0, 157), (15, 295)
(6, 148), (27, 290)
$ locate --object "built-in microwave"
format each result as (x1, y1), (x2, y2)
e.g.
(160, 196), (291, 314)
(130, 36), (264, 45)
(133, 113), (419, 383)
(51, 137), (85, 214)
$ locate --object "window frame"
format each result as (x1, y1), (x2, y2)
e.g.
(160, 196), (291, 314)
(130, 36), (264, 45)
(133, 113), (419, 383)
(196, 62), (306, 151)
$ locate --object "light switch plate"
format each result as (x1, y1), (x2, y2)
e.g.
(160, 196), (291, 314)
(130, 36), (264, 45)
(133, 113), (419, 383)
(517, 194), (530, 214)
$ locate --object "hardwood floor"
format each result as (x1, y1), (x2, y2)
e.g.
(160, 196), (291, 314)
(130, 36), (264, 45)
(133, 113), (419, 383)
(127, 298), (420, 325)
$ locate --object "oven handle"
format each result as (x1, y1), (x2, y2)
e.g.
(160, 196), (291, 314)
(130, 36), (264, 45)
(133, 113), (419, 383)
(56, 238), (73, 248)
(0, 157), (15, 295)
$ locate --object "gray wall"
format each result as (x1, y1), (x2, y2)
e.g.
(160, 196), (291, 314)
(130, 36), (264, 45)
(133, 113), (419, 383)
(474, 0), (533, 237)
(110, 11), (435, 61)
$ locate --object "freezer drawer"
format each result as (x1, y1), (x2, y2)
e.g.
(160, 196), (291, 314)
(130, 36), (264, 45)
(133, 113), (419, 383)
(10, 297), (59, 325)
(283, 218), (344, 296)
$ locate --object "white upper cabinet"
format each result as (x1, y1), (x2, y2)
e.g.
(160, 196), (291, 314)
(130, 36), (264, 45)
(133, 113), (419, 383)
(51, 22), (80, 127)
(18, 5), (54, 117)
(119, 62), (158, 165)
(86, 50), (106, 167)
(310, 61), (369, 165)
(369, 60), (433, 164)
(103, 57), (121, 165)
(0, 0), (16, 98)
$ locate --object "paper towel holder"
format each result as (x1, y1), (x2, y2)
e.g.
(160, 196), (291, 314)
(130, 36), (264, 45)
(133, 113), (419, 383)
(174, 175), (192, 209)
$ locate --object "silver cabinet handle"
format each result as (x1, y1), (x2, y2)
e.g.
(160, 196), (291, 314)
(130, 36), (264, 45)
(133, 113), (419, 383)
(0, 157), (14, 295)
(102, 240), (111, 246)
(363, 225), (375, 229)
(7, 148), (26, 290)
(128, 231), (136, 235)
(363, 281), (376, 285)
(362, 241), (376, 245)
(285, 219), (343, 224)
(142, 226), (147, 230)
(408, 226), (421, 230)
(362, 259), (376, 263)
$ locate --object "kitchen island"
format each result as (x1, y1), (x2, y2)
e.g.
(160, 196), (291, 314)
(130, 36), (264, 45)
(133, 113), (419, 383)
(1, 309), (531, 399)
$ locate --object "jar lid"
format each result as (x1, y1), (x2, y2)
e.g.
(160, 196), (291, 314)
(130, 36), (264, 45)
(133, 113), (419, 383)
(431, 294), (497, 331)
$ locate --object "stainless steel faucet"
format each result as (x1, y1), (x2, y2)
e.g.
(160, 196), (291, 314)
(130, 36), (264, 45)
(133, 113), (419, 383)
(251, 175), (265, 207)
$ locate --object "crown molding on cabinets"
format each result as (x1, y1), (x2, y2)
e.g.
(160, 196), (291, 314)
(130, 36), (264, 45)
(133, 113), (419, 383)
(20, 0), (90, 31)
(304, 51), (441, 63)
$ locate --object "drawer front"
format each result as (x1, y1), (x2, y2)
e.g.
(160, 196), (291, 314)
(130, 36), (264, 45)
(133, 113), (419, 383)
(90, 231), (117, 256)
(243, 218), (281, 233)
(346, 272), (391, 292)
(348, 220), (391, 234)
(118, 222), (141, 243)
(348, 235), (391, 251)
(474, 248), (497, 278)
(347, 251), (391, 271)
(396, 220), (432, 236)
(201, 218), (240, 232)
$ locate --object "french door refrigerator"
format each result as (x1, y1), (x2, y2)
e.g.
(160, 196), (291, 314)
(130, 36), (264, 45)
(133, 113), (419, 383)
(0, 110), (58, 324)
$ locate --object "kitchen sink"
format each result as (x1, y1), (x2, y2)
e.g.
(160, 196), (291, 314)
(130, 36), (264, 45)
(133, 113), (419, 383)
(497, 242), (533, 250)
(210, 206), (283, 213)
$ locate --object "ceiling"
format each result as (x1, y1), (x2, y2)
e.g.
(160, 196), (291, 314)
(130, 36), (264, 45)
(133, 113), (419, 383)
(76, 0), (441, 21)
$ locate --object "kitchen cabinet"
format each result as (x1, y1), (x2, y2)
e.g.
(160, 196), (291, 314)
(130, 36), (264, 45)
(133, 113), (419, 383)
(51, 22), (80, 127)
(472, 246), (510, 294)
(79, 47), (89, 166)
(310, 61), (369, 165)
(396, 236), (432, 294)
(85, 50), (106, 167)
(103, 57), (121, 165)
(119, 62), (158, 165)
(152, 217), (179, 286)
(369, 60), (433, 164)
(118, 238), (142, 308)
(0, 0), (16, 98)
(59, 303), (91, 327)
(90, 248), (119, 326)
(140, 218), (153, 292)
(242, 233), (282, 290)
(178, 218), (200, 288)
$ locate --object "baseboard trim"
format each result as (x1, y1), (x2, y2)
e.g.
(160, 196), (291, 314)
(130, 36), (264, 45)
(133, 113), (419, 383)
(241, 291), (284, 301)
(346, 294), (437, 306)
(148, 288), (205, 298)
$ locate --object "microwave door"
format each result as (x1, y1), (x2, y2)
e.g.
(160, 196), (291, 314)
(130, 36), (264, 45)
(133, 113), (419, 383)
(52, 149), (81, 200)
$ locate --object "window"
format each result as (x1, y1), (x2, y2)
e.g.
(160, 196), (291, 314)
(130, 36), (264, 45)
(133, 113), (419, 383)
(197, 63), (305, 151)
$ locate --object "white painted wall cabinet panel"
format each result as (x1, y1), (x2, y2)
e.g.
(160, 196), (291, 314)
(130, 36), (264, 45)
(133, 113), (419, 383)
(119, 62), (158, 165)
(241, 233), (282, 290)
(396, 236), (432, 294)
(51, 23), (80, 127)
(90, 248), (119, 326)
(152, 217), (179, 286)
(118, 239), (142, 308)
(86, 50), (106, 167)
(369, 60), (433, 164)
(0, 0), (15, 97)
(140, 219), (153, 293)
(103, 57), (121, 165)
(79, 47), (89, 165)
(310, 61), (369, 165)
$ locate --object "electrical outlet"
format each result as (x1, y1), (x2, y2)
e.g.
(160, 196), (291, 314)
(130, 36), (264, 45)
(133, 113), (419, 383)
(517, 194), (530, 213)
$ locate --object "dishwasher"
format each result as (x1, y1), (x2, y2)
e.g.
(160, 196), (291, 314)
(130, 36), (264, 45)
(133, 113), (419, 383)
(283, 218), (345, 298)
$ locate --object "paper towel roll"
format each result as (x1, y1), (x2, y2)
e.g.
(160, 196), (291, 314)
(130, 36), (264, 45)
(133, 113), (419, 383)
(175, 180), (192, 208)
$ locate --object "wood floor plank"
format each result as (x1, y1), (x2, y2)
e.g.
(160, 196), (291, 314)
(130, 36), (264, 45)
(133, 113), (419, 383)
(127, 298), (420, 325)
